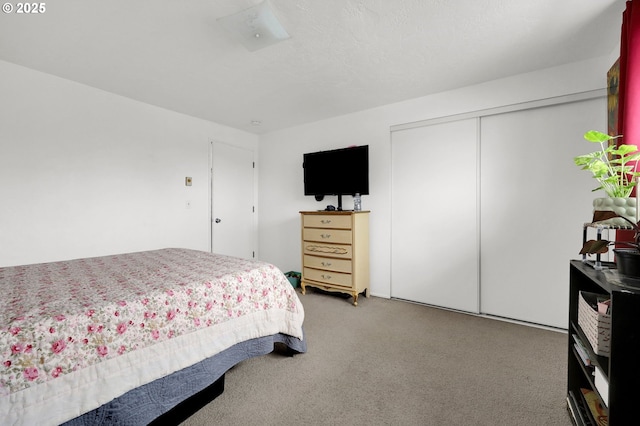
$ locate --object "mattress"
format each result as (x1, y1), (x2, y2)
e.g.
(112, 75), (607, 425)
(0, 248), (305, 425)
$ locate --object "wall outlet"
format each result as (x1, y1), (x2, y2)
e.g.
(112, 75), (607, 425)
(185, 200), (192, 209)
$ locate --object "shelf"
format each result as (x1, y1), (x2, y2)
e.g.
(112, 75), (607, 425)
(570, 345), (595, 384)
(567, 391), (590, 426)
(583, 222), (634, 230)
(570, 322), (609, 377)
(568, 260), (640, 425)
(571, 260), (640, 294)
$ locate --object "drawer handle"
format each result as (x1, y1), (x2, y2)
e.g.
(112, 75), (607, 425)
(321, 234), (331, 239)
(305, 245), (348, 255)
(321, 261), (332, 266)
(321, 274), (332, 280)
(321, 219), (332, 224)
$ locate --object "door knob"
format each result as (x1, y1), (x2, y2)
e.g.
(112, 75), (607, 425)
(215, 218), (222, 223)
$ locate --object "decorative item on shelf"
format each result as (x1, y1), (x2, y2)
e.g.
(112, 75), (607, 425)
(574, 130), (640, 197)
(581, 210), (640, 278)
(580, 388), (608, 426)
(612, 248), (640, 278)
(574, 130), (640, 226)
(577, 291), (611, 357)
(353, 193), (361, 211)
(592, 197), (637, 226)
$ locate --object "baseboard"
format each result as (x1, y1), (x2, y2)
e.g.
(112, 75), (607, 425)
(390, 297), (568, 333)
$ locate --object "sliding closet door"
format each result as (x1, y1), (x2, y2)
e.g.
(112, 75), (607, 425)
(391, 119), (479, 313)
(480, 97), (605, 328)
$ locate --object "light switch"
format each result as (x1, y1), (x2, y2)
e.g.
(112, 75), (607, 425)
(185, 177), (192, 186)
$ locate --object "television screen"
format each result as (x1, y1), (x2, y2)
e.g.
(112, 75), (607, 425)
(303, 145), (369, 196)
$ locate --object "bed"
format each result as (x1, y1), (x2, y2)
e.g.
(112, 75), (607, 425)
(0, 248), (306, 425)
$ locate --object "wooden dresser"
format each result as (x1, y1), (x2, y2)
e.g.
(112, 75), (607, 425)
(300, 210), (370, 305)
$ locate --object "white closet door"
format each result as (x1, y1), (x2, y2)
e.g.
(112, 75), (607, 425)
(480, 97), (605, 328)
(391, 119), (479, 313)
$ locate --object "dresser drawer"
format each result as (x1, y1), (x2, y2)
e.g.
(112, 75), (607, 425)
(303, 214), (352, 229)
(302, 242), (352, 259)
(303, 228), (352, 244)
(304, 255), (352, 273)
(303, 267), (352, 287)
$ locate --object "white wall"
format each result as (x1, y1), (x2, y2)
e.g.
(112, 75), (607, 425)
(0, 53), (617, 305)
(258, 55), (615, 299)
(0, 60), (258, 267)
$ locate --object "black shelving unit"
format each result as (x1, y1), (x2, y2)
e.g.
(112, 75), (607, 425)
(568, 260), (640, 425)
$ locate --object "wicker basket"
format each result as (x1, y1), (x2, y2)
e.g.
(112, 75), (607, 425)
(578, 291), (611, 357)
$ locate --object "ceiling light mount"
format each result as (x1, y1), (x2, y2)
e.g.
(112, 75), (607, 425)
(218, 1), (290, 52)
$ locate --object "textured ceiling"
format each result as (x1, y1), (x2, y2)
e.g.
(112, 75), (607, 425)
(0, 0), (627, 134)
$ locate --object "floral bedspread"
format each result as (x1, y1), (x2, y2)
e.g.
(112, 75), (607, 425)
(0, 248), (304, 425)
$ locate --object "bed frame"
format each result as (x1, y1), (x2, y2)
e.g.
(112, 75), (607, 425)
(63, 332), (305, 425)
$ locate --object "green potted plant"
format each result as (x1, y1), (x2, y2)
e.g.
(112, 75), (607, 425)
(581, 210), (640, 278)
(574, 130), (640, 225)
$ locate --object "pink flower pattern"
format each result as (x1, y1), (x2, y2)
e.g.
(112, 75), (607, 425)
(0, 248), (301, 396)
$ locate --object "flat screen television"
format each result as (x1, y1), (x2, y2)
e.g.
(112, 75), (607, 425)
(303, 145), (369, 209)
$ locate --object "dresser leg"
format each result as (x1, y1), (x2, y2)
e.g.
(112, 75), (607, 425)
(352, 293), (359, 306)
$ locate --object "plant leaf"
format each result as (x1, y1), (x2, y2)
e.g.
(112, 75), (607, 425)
(612, 144), (638, 156)
(584, 130), (615, 143)
(592, 210), (621, 222)
(592, 210), (639, 228)
(580, 239), (610, 254)
(624, 153), (640, 162)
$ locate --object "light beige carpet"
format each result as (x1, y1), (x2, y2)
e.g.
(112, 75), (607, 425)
(182, 289), (572, 426)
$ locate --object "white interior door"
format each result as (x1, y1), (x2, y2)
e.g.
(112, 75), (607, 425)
(391, 119), (479, 313)
(211, 141), (255, 259)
